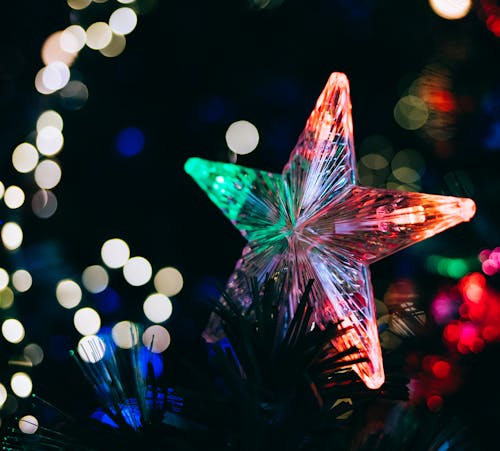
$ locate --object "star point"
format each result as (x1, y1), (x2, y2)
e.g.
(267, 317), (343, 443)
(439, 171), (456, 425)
(185, 72), (476, 389)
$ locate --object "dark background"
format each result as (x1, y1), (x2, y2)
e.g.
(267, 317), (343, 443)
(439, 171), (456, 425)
(0, 0), (499, 446)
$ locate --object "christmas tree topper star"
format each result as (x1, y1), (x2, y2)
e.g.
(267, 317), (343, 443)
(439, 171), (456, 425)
(185, 72), (476, 389)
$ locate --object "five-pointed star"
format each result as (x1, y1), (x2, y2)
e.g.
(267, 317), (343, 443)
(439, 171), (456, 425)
(185, 73), (476, 389)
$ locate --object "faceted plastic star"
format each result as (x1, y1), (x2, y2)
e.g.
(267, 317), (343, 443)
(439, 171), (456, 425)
(185, 73), (476, 389)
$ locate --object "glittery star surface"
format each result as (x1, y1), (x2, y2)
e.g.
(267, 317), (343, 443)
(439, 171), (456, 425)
(185, 72), (476, 389)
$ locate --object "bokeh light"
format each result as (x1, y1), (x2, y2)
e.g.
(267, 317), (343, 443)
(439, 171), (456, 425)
(37, 110), (63, 132)
(82, 265), (109, 294)
(116, 127), (144, 156)
(77, 335), (106, 363)
(32, 190), (58, 219)
(12, 270), (32, 293)
(2, 318), (25, 344)
(427, 255), (474, 279)
(112, 320), (139, 349)
(24, 343), (44, 366)
(479, 247), (500, 276)
(86, 22), (113, 50)
(109, 8), (138, 35)
(394, 95), (429, 130)
(60, 25), (86, 53)
(36, 126), (64, 156)
(35, 68), (54, 95)
(0, 268), (9, 290)
(74, 307), (101, 336)
(100, 33), (127, 57)
(142, 325), (171, 353)
(479, 1), (500, 38)
(0, 288), (15, 309)
(4, 185), (25, 209)
(225, 120), (259, 154)
(41, 62), (71, 91)
(12, 143), (39, 173)
(436, 272), (500, 356)
(101, 238), (130, 268)
(429, 0), (471, 20)
(143, 293), (173, 323)
(1, 222), (23, 250)
(10, 372), (32, 398)
(56, 279), (82, 309)
(357, 135), (394, 187)
(67, 0), (92, 10)
(19, 415), (38, 434)
(0, 181), (4, 199)
(154, 267), (183, 296)
(360, 153), (388, 171)
(123, 257), (152, 286)
(0, 383), (7, 407)
(392, 156), (421, 185)
(34, 160), (62, 189)
(41, 31), (77, 67)
(59, 80), (89, 110)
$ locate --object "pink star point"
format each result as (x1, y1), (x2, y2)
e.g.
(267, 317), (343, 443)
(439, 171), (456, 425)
(185, 72), (476, 389)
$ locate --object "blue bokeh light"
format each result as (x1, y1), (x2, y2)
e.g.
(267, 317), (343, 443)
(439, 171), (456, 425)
(116, 127), (145, 157)
(485, 121), (500, 151)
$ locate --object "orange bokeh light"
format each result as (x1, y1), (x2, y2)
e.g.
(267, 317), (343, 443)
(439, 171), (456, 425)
(41, 31), (77, 67)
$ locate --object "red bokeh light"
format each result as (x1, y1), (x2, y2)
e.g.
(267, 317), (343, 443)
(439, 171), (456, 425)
(431, 360), (451, 379)
(426, 394), (443, 412)
(479, 1), (500, 37)
(437, 272), (500, 355)
(429, 90), (457, 113)
(443, 322), (460, 343)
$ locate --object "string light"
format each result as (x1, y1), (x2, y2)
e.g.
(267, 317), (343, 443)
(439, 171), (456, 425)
(154, 267), (183, 296)
(10, 373), (32, 398)
(12, 144), (39, 173)
(123, 257), (152, 286)
(2, 319), (25, 344)
(18, 415), (39, 434)
(23, 343), (44, 366)
(109, 8), (138, 35)
(1, 222), (23, 250)
(86, 22), (113, 50)
(4, 186), (25, 209)
(77, 335), (106, 363)
(142, 325), (171, 353)
(12, 270), (32, 293)
(143, 293), (173, 323)
(429, 0), (471, 20)
(0, 383), (7, 407)
(34, 160), (62, 189)
(101, 238), (130, 268)
(225, 120), (260, 155)
(0, 268), (9, 290)
(74, 307), (101, 336)
(0, 0), (150, 407)
(56, 279), (82, 309)
(60, 25), (87, 53)
(82, 265), (109, 294)
(112, 320), (139, 349)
